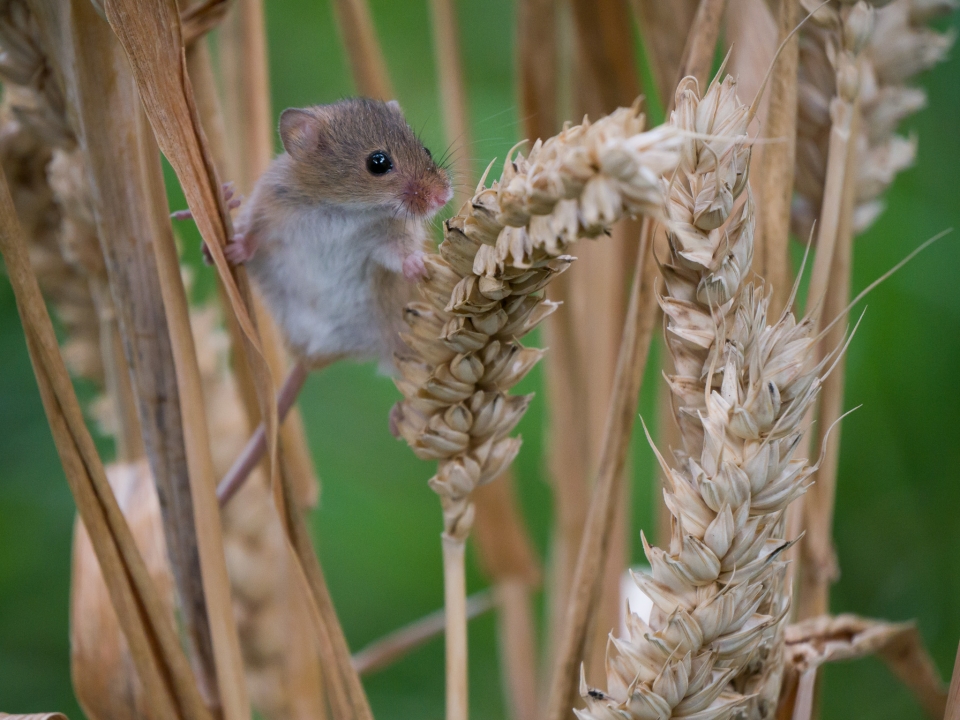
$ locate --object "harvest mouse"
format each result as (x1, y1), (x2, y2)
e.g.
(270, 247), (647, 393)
(206, 97), (453, 370)
(177, 98), (453, 500)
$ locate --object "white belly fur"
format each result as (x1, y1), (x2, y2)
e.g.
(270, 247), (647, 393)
(247, 205), (399, 364)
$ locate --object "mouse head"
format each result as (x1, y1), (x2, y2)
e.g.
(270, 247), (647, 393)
(279, 98), (453, 218)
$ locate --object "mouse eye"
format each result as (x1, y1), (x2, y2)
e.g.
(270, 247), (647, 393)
(424, 146), (433, 159)
(366, 151), (393, 175)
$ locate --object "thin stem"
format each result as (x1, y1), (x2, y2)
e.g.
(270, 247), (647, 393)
(805, 99), (857, 316)
(472, 474), (541, 720)
(331, 0), (393, 100)
(352, 590), (495, 676)
(443, 534), (469, 720)
(494, 581), (539, 720)
(543, 221), (659, 720)
(756, 0), (800, 318)
(428, 0), (473, 208)
(797, 97), (862, 622)
(217, 360), (311, 505)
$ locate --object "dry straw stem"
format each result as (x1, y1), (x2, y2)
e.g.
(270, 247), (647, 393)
(790, 0), (868, 621)
(729, 0), (799, 319)
(628, 0), (700, 108)
(429, 0), (473, 209)
(0, 160), (210, 720)
(0, 715), (69, 720)
(517, 0), (558, 143)
(472, 472), (541, 720)
(331, 0), (393, 101)
(101, 2), (372, 718)
(578, 71), (830, 720)
(70, 461), (176, 720)
(547, 0), (644, 685)
(779, 614), (947, 720)
(352, 591), (496, 676)
(796, 99), (859, 622)
(218, 0), (320, 510)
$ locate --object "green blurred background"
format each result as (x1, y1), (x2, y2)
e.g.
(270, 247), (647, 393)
(1, 1), (958, 718)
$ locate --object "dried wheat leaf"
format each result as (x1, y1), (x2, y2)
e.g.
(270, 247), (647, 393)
(0, 714), (70, 720)
(181, 0), (230, 45)
(71, 460), (175, 720)
(784, 614), (947, 720)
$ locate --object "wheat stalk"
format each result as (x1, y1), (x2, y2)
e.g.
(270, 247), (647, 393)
(576, 72), (831, 720)
(789, 0), (954, 626)
(0, 0), (238, 704)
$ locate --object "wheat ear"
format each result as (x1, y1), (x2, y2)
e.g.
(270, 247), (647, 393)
(393, 106), (681, 719)
(793, 0), (956, 240)
(576, 72), (830, 720)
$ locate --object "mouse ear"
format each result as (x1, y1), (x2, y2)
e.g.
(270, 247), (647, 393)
(386, 99), (402, 112)
(279, 108), (323, 160)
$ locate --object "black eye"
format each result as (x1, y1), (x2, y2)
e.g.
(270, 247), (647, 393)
(424, 146), (432, 159)
(366, 151), (393, 175)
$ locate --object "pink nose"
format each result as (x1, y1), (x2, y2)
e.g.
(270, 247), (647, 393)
(404, 182), (451, 216)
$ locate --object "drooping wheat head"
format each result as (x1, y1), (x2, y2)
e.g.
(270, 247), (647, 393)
(391, 106), (681, 540)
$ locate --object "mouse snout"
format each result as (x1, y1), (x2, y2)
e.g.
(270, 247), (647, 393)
(401, 177), (453, 217)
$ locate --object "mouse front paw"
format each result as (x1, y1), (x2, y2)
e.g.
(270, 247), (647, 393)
(225, 232), (258, 264)
(402, 251), (428, 282)
(201, 232), (258, 266)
